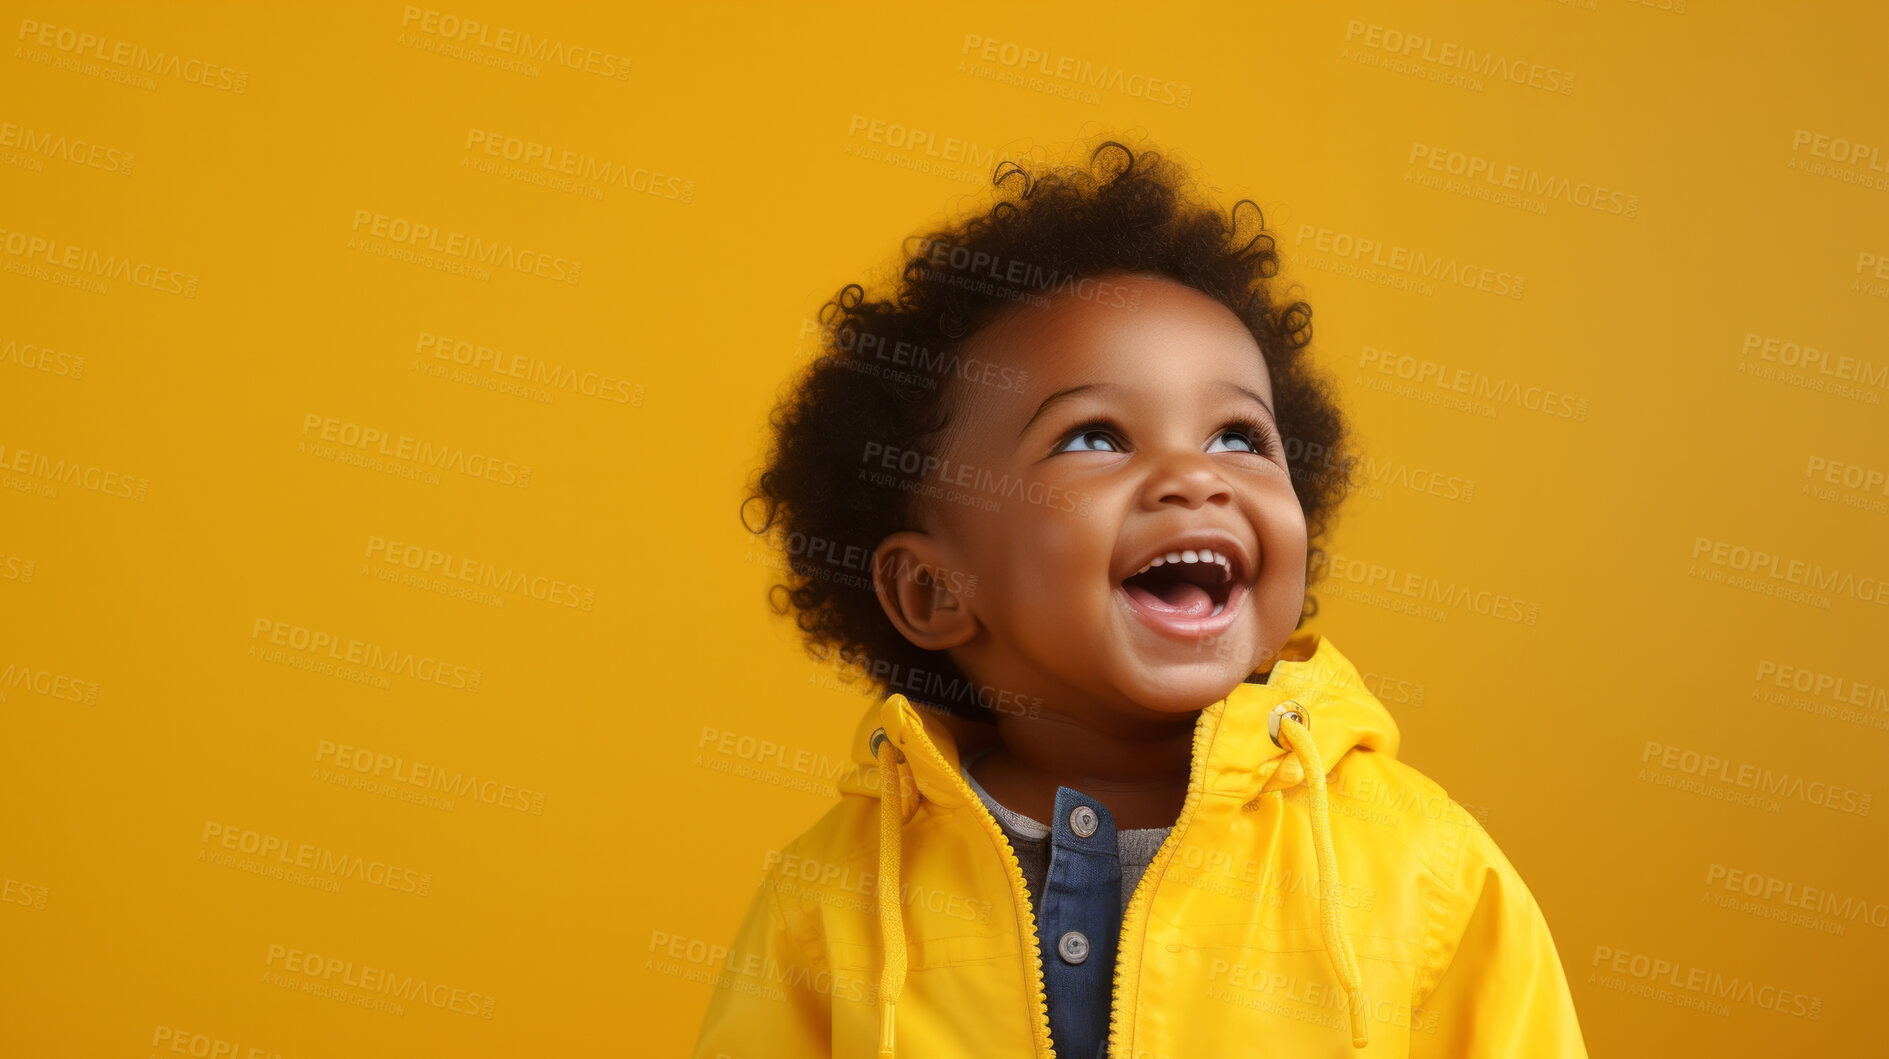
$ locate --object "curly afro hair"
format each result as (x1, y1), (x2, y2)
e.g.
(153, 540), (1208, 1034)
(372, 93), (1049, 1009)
(741, 135), (1357, 720)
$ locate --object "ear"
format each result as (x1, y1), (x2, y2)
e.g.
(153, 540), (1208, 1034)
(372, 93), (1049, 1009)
(873, 530), (978, 651)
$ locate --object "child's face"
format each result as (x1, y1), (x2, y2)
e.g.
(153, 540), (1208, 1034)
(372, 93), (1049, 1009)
(879, 271), (1309, 721)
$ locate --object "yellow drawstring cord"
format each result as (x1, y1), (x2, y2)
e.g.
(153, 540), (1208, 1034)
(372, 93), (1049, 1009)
(872, 729), (908, 1059)
(1277, 711), (1370, 1048)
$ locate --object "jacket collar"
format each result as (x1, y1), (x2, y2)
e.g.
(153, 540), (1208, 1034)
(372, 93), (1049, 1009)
(836, 629), (1401, 808)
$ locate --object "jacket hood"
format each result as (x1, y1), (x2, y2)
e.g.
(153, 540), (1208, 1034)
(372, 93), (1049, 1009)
(837, 628), (1400, 807)
(837, 629), (1403, 1054)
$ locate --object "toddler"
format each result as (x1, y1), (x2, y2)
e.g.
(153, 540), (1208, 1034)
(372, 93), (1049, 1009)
(693, 137), (1587, 1057)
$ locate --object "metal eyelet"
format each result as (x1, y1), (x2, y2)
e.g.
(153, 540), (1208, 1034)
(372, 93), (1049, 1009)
(869, 727), (904, 762)
(1268, 701), (1308, 748)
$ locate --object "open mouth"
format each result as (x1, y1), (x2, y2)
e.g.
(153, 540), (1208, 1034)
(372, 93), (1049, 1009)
(1115, 546), (1250, 639)
(1122, 551), (1236, 617)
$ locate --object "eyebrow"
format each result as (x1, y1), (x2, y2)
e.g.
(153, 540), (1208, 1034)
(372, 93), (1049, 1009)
(1015, 379), (1276, 440)
(1214, 380), (1277, 420)
(1017, 382), (1113, 440)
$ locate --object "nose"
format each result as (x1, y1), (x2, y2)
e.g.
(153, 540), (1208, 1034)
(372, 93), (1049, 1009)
(1140, 450), (1234, 510)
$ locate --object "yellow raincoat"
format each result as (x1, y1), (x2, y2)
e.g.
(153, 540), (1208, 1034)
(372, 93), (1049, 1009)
(691, 630), (1588, 1056)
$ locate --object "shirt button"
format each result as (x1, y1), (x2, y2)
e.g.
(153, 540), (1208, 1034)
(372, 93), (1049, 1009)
(1069, 804), (1099, 838)
(1057, 930), (1090, 964)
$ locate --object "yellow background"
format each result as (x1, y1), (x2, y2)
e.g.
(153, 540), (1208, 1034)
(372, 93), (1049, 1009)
(3, 1), (1885, 1055)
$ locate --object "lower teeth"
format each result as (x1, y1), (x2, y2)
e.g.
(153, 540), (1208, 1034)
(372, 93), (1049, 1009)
(1210, 601), (1225, 617)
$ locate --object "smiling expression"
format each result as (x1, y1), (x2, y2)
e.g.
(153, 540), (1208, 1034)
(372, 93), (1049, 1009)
(876, 270), (1310, 722)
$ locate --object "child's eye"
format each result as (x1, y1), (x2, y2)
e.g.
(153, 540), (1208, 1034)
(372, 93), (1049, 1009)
(1207, 416), (1282, 458)
(1054, 426), (1123, 454)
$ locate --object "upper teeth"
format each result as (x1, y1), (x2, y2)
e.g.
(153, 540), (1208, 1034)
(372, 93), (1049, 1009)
(1132, 548), (1232, 580)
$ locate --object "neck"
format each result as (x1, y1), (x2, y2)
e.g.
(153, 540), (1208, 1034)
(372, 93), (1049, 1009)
(974, 704), (1200, 830)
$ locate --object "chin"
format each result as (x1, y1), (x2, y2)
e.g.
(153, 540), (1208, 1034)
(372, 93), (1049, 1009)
(1122, 663), (1252, 715)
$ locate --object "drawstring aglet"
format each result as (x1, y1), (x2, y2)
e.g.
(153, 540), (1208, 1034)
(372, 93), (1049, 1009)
(878, 998), (897, 1058)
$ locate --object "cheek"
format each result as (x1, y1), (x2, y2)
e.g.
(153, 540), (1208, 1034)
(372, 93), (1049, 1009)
(996, 514), (1112, 613)
(1040, 518), (1109, 584)
(1266, 509), (1309, 567)
(1254, 491), (1310, 592)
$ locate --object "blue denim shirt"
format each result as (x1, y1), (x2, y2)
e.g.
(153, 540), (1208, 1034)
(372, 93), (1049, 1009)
(962, 750), (1171, 1059)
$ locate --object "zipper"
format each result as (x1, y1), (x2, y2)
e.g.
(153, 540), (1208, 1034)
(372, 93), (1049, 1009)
(904, 732), (1057, 1058)
(1105, 700), (1223, 1059)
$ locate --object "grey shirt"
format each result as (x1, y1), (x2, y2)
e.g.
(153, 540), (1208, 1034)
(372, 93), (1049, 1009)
(959, 746), (1173, 912)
